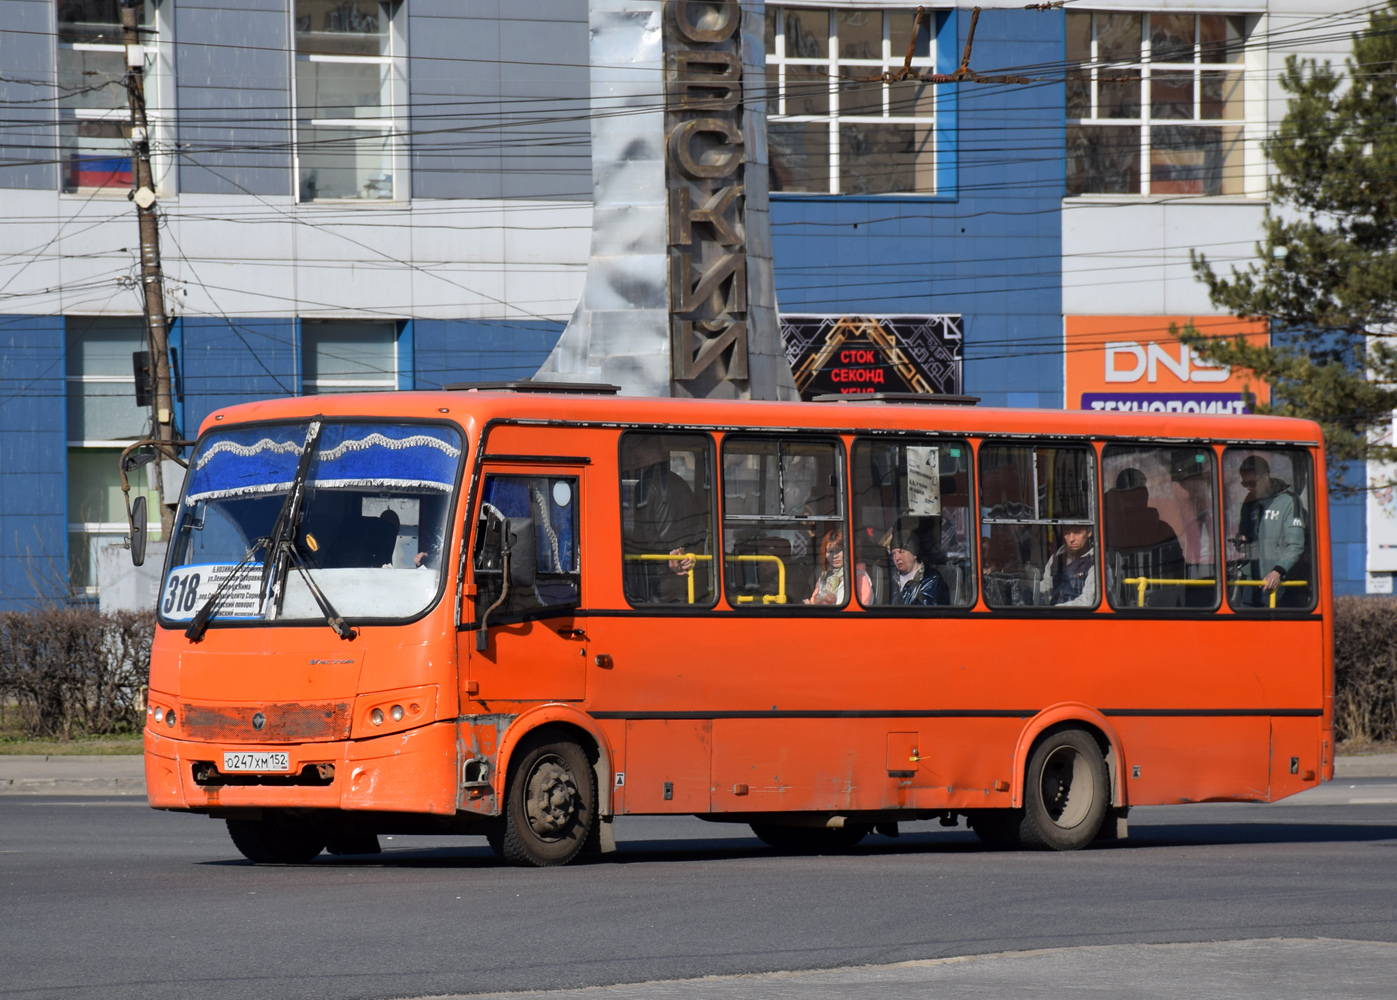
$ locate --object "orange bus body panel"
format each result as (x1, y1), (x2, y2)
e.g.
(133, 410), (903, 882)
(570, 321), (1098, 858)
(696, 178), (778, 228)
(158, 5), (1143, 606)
(144, 391), (1332, 831)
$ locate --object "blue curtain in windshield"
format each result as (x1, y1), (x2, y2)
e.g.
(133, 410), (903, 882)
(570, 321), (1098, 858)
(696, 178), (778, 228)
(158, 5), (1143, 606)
(310, 424), (462, 492)
(186, 423), (462, 505)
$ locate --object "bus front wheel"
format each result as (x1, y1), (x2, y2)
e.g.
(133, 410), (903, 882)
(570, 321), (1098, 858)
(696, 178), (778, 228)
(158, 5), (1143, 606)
(226, 814), (326, 864)
(497, 737), (595, 867)
(1020, 729), (1109, 851)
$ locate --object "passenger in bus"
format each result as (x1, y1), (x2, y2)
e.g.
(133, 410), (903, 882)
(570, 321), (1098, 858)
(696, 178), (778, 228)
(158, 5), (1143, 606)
(1040, 524), (1096, 607)
(888, 530), (950, 606)
(624, 438), (704, 603)
(805, 528), (872, 605)
(1168, 451), (1216, 604)
(1104, 467), (1186, 606)
(1232, 455), (1307, 606)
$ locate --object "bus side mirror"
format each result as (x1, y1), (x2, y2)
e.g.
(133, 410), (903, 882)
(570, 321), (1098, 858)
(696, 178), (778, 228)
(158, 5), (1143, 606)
(130, 495), (148, 567)
(505, 518), (536, 589)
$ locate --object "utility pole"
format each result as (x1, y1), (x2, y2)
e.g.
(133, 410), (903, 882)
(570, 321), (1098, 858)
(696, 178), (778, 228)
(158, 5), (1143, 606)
(122, 0), (176, 536)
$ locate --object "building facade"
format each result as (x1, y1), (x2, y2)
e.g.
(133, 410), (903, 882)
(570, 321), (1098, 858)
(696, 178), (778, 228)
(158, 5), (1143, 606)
(0, 0), (1368, 608)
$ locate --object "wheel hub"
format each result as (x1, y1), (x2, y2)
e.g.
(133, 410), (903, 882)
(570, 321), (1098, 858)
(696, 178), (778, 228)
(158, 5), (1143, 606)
(1040, 745), (1093, 828)
(523, 757), (579, 839)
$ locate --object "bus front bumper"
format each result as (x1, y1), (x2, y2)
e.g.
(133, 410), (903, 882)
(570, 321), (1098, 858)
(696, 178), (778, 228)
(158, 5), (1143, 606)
(144, 719), (459, 816)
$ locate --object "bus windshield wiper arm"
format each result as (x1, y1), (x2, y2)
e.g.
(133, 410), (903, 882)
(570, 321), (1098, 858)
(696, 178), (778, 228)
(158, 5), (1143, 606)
(284, 542), (356, 640)
(185, 420), (325, 642)
(262, 419), (325, 620)
(184, 538), (267, 642)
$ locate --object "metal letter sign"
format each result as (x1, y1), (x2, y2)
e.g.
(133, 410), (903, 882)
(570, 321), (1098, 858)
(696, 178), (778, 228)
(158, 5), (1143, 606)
(536, 1), (794, 400)
(666, 2), (749, 387)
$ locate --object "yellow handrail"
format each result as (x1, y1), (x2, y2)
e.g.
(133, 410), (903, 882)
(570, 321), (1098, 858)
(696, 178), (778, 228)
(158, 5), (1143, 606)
(1121, 577), (1216, 608)
(624, 553), (713, 604)
(1122, 576), (1308, 609)
(725, 554), (787, 605)
(1230, 579), (1309, 610)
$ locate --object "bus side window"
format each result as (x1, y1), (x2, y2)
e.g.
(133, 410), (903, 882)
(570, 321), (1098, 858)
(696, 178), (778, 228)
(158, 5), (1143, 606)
(619, 432), (717, 607)
(1101, 445), (1217, 610)
(850, 438), (974, 607)
(1222, 448), (1314, 611)
(474, 474), (580, 619)
(980, 443), (1097, 610)
(721, 436), (845, 608)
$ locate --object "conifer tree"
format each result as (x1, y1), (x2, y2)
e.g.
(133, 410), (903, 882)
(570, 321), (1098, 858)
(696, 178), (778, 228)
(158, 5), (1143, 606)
(1186, 1), (1397, 483)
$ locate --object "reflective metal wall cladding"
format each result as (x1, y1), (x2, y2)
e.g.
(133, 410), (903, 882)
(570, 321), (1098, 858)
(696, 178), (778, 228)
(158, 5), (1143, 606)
(536, 1), (794, 400)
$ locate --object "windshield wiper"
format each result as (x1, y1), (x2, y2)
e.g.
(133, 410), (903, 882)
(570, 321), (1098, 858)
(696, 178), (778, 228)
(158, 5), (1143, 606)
(184, 539), (268, 642)
(284, 543), (355, 639)
(183, 419), (355, 642)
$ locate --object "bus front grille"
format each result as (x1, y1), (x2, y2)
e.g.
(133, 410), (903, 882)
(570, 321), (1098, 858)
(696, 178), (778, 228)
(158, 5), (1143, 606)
(179, 701), (353, 743)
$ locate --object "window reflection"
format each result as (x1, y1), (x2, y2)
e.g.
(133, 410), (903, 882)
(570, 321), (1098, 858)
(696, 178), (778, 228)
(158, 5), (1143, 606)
(1102, 446), (1217, 609)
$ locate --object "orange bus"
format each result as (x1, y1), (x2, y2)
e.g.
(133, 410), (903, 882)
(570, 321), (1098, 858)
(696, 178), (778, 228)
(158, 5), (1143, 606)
(141, 386), (1333, 865)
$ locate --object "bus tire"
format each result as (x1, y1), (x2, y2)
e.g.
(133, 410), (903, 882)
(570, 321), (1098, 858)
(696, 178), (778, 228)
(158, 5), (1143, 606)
(226, 815), (326, 864)
(497, 736), (595, 867)
(750, 822), (871, 852)
(967, 809), (1025, 850)
(1020, 728), (1109, 851)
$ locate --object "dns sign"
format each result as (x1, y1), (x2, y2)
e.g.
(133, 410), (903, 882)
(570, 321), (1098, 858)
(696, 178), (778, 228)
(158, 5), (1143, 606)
(665, 0), (750, 390)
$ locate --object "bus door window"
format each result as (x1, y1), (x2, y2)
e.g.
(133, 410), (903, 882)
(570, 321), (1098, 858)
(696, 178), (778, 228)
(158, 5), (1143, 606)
(850, 438), (973, 607)
(619, 432), (717, 606)
(979, 443), (1097, 609)
(1101, 445), (1217, 610)
(473, 474), (581, 619)
(721, 437), (844, 607)
(1222, 448), (1314, 611)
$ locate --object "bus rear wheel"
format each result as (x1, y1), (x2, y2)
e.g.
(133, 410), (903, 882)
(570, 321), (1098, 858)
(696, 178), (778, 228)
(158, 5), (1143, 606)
(750, 822), (871, 853)
(497, 737), (595, 867)
(1020, 729), (1109, 851)
(226, 814), (326, 864)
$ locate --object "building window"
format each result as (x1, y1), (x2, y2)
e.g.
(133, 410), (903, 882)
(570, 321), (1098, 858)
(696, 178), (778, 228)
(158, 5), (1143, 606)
(65, 317), (156, 598)
(57, 0), (156, 193)
(765, 6), (936, 195)
(301, 320), (399, 393)
(1066, 11), (1248, 197)
(295, 0), (398, 201)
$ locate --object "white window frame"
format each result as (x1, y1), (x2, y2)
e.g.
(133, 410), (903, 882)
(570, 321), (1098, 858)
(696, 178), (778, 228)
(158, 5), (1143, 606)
(55, 1), (170, 196)
(1066, 10), (1261, 199)
(291, 0), (408, 203)
(300, 320), (400, 394)
(767, 5), (938, 195)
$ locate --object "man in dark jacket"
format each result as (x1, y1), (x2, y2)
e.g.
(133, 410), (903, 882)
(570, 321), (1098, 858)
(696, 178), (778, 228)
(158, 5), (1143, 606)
(889, 532), (950, 606)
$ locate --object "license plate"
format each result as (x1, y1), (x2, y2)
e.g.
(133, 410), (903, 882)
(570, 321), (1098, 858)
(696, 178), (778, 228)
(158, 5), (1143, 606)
(222, 751), (291, 773)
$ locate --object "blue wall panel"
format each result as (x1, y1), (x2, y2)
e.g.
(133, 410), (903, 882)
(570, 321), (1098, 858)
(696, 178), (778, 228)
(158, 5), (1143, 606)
(0, 316), (67, 609)
(180, 318), (299, 437)
(771, 8), (1065, 410)
(413, 319), (564, 389)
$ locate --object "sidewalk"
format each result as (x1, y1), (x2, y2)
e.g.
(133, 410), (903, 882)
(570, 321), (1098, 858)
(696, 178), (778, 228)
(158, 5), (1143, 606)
(3, 753), (1396, 796)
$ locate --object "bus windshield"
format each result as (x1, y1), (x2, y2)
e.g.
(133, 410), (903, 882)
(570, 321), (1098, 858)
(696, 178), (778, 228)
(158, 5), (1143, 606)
(162, 420), (464, 625)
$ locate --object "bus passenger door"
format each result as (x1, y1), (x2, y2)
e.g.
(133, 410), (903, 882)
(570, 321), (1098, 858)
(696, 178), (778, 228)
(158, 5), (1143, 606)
(464, 467), (587, 702)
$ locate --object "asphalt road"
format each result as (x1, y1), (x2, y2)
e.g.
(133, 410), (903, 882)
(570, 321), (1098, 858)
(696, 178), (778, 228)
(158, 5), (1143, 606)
(2, 783), (1396, 1000)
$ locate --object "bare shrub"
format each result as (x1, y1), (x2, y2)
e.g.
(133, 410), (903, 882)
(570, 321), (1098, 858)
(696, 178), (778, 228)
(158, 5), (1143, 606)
(0, 609), (154, 739)
(1334, 596), (1397, 744)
